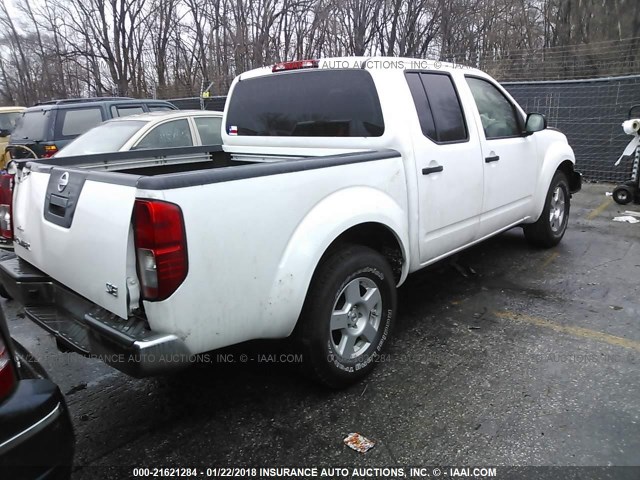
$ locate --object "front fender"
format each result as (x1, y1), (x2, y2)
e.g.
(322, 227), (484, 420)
(529, 139), (576, 223)
(264, 186), (409, 337)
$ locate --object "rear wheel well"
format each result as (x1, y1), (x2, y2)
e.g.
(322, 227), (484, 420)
(321, 223), (404, 284)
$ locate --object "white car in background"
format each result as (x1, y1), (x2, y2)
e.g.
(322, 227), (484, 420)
(55, 110), (223, 157)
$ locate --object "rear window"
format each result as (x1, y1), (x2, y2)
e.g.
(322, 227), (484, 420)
(11, 110), (51, 141)
(56, 120), (147, 157)
(56, 107), (103, 137)
(225, 70), (385, 137)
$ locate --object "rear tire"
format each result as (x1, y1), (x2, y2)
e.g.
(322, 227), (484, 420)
(524, 171), (570, 248)
(297, 245), (397, 389)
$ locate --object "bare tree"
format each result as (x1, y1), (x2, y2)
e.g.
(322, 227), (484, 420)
(1, 0), (639, 105)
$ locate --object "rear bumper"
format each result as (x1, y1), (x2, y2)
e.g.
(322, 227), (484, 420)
(0, 257), (193, 377)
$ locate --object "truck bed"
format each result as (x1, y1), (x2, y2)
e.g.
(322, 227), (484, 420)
(7, 147), (403, 366)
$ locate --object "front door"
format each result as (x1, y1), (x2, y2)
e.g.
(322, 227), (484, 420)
(465, 76), (538, 236)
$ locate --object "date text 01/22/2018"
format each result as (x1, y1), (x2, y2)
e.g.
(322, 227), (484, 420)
(131, 467), (499, 478)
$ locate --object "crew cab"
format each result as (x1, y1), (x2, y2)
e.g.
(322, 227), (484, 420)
(0, 58), (581, 388)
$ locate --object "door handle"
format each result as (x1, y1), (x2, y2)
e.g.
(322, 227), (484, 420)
(422, 165), (444, 175)
(485, 155), (500, 163)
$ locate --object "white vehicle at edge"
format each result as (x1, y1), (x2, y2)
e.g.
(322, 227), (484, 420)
(0, 57), (580, 388)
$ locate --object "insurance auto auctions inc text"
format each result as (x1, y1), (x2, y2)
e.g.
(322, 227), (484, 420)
(247, 466), (497, 478)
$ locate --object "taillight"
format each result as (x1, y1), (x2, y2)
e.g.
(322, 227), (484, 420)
(272, 59), (318, 72)
(42, 144), (58, 158)
(133, 199), (188, 301)
(0, 335), (16, 401)
(0, 174), (14, 240)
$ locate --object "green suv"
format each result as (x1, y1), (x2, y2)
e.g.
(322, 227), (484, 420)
(6, 97), (176, 160)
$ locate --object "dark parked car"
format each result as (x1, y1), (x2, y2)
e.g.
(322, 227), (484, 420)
(0, 293), (74, 479)
(6, 97), (176, 159)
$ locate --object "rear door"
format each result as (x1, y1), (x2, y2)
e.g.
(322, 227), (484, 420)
(12, 165), (138, 319)
(406, 71), (485, 264)
(125, 118), (209, 167)
(54, 106), (106, 151)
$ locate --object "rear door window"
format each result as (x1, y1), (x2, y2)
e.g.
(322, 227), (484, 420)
(406, 72), (468, 143)
(194, 117), (222, 145)
(225, 69), (384, 137)
(132, 119), (193, 149)
(111, 105), (144, 117)
(56, 107), (104, 138)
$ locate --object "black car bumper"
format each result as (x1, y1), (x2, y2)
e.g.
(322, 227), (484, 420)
(0, 374), (74, 480)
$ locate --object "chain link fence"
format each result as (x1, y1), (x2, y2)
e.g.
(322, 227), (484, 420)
(504, 74), (640, 183)
(168, 96), (227, 111)
(168, 74), (640, 183)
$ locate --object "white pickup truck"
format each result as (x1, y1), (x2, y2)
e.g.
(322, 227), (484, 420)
(0, 57), (581, 388)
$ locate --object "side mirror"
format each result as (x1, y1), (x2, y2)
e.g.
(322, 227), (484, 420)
(525, 113), (547, 134)
(0, 129), (10, 138)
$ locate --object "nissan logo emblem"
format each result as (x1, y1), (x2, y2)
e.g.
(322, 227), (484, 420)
(58, 172), (69, 192)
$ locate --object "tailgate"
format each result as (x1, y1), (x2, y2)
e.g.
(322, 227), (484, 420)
(12, 165), (138, 319)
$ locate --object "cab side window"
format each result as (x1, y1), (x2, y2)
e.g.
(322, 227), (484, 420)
(111, 105), (144, 118)
(466, 77), (522, 139)
(57, 108), (103, 137)
(194, 117), (222, 145)
(406, 72), (467, 143)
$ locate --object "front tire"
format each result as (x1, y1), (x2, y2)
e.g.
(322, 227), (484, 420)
(297, 245), (397, 389)
(524, 171), (570, 248)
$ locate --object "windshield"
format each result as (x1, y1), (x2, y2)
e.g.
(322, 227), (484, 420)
(0, 112), (22, 133)
(56, 120), (147, 157)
